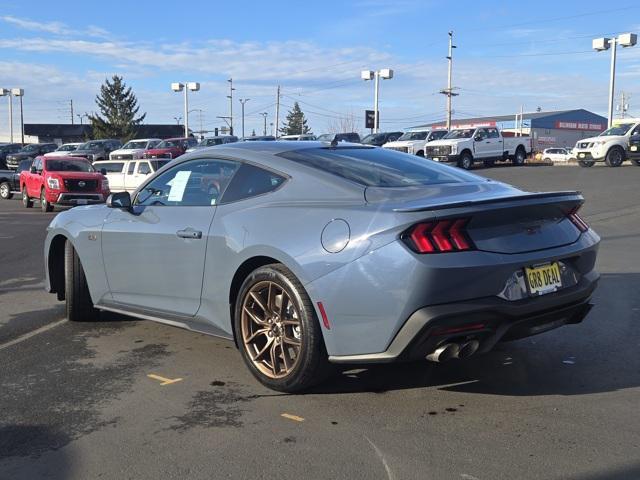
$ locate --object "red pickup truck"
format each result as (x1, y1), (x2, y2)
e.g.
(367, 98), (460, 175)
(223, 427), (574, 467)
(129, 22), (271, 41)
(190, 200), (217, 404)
(143, 137), (197, 160)
(20, 155), (110, 212)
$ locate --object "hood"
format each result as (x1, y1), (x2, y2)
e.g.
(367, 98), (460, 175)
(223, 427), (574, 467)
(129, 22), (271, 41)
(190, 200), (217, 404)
(383, 139), (425, 148)
(7, 152), (34, 159)
(45, 151), (73, 157)
(145, 147), (177, 154)
(72, 148), (101, 155)
(110, 148), (145, 156)
(46, 171), (105, 180)
(425, 138), (468, 147)
(576, 135), (623, 145)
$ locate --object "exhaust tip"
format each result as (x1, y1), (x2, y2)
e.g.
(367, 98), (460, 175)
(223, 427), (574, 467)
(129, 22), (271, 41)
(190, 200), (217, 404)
(426, 343), (460, 363)
(458, 339), (480, 359)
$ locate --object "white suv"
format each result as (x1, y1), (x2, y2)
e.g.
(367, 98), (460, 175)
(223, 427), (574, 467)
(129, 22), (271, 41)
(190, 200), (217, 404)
(109, 138), (162, 161)
(94, 158), (171, 193)
(574, 120), (640, 167)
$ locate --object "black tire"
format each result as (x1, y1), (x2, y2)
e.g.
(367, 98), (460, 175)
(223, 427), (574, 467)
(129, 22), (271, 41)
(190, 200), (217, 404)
(543, 157), (551, 163)
(578, 160), (595, 168)
(0, 181), (12, 200)
(457, 152), (473, 170)
(64, 241), (98, 322)
(40, 188), (53, 212)
(605, 147), (625, 167)
(632, 158), (640, 166)
(483, 159), (495, 168)
(512, 147), (526, 166)
(234, 263), (330, 392)
(22, 186), (33, 208)
(416, 150), (424, 158)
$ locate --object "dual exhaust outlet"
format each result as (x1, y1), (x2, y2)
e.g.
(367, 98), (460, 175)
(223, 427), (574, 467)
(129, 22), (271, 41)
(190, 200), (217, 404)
(426, 339), (480, 363)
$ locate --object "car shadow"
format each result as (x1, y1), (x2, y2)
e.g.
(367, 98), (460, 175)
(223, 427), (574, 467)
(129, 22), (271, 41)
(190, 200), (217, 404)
(309, 272), (640, 397)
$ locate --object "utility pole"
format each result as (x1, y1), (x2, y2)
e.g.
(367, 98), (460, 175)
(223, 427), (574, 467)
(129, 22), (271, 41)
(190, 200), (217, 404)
(70, 99), (74, 125)
(239, 98), (250, 138)
(617, 91), (630, 118)
(227, 78), (235, 135)
(275, 85), (281, 139)
(9, 93), (13, 142)
(260, 112), (268, 135)
(439, 31), (458, 131)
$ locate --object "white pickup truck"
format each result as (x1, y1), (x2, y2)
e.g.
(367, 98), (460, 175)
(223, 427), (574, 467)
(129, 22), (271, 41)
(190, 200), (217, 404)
(109, 138), (162, 161)
(382, 129), (448, 157)
(93, 159), (171, 193)
(424, 126), (531, 169)
(573, 119), (640, 167)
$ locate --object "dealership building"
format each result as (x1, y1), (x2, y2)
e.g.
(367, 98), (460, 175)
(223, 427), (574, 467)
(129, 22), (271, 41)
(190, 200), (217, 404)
(415, 109), (608, 151)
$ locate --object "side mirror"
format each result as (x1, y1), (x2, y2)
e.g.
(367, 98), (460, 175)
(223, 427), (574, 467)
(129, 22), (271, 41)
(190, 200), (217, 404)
(106, 191), (131, 210)
(474, 135), (482, 142)
(100, 168), (108, 175)
(29, 165), (37, 173)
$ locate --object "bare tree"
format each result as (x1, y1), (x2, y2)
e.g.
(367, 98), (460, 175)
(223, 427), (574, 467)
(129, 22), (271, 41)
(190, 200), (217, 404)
(327, 111), (361, 134)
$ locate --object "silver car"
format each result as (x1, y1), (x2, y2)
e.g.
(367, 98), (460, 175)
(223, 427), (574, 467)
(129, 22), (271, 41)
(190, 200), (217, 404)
(44, 142), (600, 392)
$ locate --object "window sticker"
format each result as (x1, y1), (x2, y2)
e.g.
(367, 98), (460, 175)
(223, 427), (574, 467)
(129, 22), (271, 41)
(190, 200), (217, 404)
(167, 170), (191, 202)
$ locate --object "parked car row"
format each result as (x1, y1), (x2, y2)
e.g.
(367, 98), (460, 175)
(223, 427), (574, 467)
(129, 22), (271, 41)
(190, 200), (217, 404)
(573, 118), (640, 167)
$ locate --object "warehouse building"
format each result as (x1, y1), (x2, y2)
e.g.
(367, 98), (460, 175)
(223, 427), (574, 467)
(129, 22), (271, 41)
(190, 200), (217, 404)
(20, 123), (187, 144)
(415, 109), (608, 151)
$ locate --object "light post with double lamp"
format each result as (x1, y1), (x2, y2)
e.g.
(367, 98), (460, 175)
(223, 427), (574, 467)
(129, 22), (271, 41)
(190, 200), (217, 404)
(361, 69), (393, 134)
(238, 98), (250, 138)
(12, 89), (24, 144)
(593, 33), (637, 128)
(0, 88), (13, 142)
(171, 82), (200, 137)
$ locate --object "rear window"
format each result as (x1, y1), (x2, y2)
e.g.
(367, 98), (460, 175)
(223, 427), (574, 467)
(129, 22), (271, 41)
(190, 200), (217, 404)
(150, 160), (170, 171)
(278, 147), (478, 187)
(96, 162), (124, 173)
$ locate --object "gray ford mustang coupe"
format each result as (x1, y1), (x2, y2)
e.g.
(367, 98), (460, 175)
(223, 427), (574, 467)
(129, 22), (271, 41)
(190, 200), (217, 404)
(44, 141), (599, 392)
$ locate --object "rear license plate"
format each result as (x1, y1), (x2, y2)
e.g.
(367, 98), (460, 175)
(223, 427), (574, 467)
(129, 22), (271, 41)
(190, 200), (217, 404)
(525, 262), (562, 296)
(77, 199), (88, 205)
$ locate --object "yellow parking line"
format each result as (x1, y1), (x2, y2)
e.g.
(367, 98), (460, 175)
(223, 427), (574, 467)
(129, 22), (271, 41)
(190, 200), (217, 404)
(147, 373), (183, 386)
(281, 413), (305, 422)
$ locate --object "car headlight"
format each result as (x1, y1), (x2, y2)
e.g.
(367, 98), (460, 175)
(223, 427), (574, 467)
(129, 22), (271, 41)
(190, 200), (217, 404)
(450, 144), (457, 154)
(102, 178), (110, 190)
(47, 177), (60, 189)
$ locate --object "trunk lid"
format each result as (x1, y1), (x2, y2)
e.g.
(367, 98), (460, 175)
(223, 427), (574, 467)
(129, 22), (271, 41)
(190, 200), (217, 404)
(366, 181), (584, 254)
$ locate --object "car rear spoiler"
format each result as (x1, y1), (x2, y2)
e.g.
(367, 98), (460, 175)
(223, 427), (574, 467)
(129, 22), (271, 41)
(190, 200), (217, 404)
(392, 191), (583, 213)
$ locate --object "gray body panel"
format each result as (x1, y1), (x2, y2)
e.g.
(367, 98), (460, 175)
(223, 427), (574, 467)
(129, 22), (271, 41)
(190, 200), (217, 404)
(44, 142), (600, 359)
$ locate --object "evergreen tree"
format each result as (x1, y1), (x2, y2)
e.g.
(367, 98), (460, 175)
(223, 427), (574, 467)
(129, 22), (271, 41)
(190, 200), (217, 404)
(88, 75), (146, 140)
(279, 102), (311, 135)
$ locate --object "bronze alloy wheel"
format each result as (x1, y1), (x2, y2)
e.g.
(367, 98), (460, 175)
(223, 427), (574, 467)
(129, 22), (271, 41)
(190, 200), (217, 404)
(241, 280), (303, 379)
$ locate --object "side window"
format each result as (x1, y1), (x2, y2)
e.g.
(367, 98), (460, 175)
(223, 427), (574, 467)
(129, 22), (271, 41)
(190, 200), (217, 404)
(631, 125), (640, 136)
(475, 129), (487, 140)
(137, 162), (151, 175)
(488, 128), (499, 138)
(100, 162), (125, 173)
(135, 158), (240, 207)
(221, 163), (286, 203)
(34, 158), (42, 172)
(127, 162), (136, 175)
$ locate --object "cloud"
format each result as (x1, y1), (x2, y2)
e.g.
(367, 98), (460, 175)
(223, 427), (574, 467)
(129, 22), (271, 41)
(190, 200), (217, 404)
(0, 15), (111, 39)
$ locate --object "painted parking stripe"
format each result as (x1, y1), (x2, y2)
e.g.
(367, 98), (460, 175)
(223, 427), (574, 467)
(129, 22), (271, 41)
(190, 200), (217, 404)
(0, 319), (67, 352)
(281, 413), (305, 422)
(147, 373), (183, 386)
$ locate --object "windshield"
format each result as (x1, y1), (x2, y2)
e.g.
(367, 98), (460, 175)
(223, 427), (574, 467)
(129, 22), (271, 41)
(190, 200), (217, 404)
(203, 138), (224, 146)
(57, 144), (78, 152)
(600, 124), (634, 136)
(278, 147), (478, 187)
(21, 144), (39, 152)
(156, 140), (179, 148)
(78, 141), (104, 150)
(316, 134), (334, 142)
(45, 159), (94, 172)
(444, 129), (475, 139)
(397, 131), (428, 141)
(361, 134), (386, 144)
(123, 141), (149, 149)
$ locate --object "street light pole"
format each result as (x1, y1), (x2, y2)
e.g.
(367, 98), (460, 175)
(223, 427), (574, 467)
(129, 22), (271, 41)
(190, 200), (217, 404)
(260, 112), (268, 136)
(361, 69), (394, 134)
(239, 99), (250, 138)
(12, 89), (24, 144)
(171, 82), (200, 137)
(227, 79), (235, 135)
(8, 94), (13, 142)
(593, 33), (637, 128)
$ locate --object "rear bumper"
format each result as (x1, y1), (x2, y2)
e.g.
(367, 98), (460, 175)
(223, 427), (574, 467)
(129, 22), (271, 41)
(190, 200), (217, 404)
(328, 270), (598, 364)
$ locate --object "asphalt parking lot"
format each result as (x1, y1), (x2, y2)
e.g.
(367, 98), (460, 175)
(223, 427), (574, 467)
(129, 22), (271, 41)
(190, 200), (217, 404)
(1, 163), (639, 480)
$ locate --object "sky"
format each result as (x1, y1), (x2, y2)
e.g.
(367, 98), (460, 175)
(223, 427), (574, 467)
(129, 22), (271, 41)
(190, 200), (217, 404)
(0, 0), (639, 137)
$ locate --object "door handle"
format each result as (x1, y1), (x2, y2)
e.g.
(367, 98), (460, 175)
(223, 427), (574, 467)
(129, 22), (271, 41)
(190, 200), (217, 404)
(485, 141), (491, 144)
(176, 228), (202, 239)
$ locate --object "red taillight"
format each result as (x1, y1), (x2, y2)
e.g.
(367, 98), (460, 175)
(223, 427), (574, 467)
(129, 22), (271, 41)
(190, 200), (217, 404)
(404, 218), (474, 254)
(568, 206), (589, 232)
